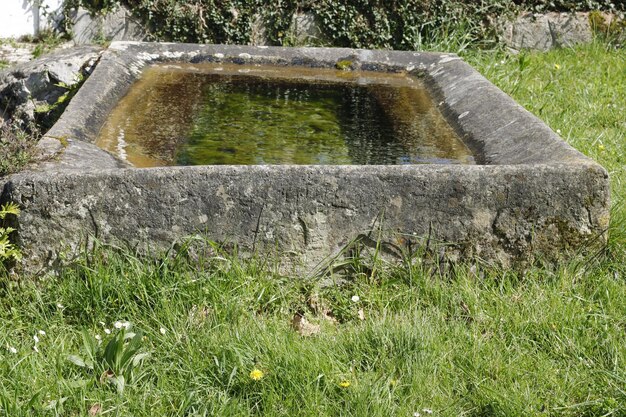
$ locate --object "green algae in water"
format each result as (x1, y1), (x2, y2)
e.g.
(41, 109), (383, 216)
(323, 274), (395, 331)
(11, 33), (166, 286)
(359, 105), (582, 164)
(177, 82), (352, 165)
(96, 63), (475, 167)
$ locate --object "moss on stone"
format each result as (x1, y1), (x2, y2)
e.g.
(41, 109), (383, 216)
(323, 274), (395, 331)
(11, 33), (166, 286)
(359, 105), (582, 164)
(335, 60), (353, 71)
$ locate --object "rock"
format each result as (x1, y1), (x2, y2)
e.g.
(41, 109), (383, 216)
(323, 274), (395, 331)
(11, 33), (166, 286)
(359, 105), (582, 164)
(291, 313), (321, 337)
(500, 12), (593, 51)
(0, 45), (102, 130)
(249, 14), (268, 46)
(0, 43), (34, 65)
(71, 5), (147, 45)
(249, 11), (323, 46)
(290, 12), (324, 45)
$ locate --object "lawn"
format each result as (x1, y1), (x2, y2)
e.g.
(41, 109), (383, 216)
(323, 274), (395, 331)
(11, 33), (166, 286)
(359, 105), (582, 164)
(0, 42), (625, 416)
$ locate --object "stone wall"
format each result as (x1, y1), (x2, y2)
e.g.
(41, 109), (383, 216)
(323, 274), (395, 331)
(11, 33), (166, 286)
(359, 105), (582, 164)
(71, 5), (147, 45)
(499, 12), (624, 51)
(68, 6), (623, 51)
(2, 1), (622, 51)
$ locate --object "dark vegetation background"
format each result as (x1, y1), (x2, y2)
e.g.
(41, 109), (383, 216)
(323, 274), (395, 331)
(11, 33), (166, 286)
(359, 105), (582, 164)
(64, 0), (626, 50)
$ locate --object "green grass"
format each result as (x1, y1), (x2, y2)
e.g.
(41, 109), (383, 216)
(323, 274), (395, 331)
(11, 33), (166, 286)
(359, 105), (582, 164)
(1, 42), (625, 416)
(1, 241), (625, 416)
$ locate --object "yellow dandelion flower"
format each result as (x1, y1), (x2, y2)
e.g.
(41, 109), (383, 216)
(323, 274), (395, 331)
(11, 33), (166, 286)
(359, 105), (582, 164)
(250, 368), (264, 381)
(554, 64), (561, 70)
(339, 380), (351, 388)
(598, 143), (606, 151)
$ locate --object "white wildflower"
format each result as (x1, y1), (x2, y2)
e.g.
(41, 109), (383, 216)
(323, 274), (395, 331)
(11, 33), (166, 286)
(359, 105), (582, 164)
(114, 321), (131, 329)
(33, 335), (39, 344)
(351, 295), (360, 303)
(159, 327), (167, 335)
(423, 409), (433, 415)
(8, 346), (17, 354)
(95, 334), (102, 341)
(33, 345), (39, 353)
(104, 328), (111, 335)
(56, 303), (64, 309)
(38, 330), (46, 336)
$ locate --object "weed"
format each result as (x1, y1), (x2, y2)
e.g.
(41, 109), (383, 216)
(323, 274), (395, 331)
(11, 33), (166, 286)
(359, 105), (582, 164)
(31, 30), (67, 59)
(68, 326), (149, 394)
(33, 73), (86, 132)
(0, 203), (21, 264)
(0, 121), (38, 176)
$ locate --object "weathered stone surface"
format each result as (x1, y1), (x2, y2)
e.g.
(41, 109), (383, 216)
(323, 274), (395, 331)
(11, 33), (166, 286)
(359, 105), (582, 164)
(0, 42), (611, 274)
(290, 12), (324, 45)
(249, 14), (268, 46)
(0, 42), (34, 65)
(500, 12), (593, 51)
(3, 163), (609, 274)
(249, 12), (323, 46)
(71, 5), (147, 45)
(0, 45), (102, 129)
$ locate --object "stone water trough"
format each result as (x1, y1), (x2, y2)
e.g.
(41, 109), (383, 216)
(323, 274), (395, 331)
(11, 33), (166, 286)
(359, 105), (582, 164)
(0, 42), (610, 272)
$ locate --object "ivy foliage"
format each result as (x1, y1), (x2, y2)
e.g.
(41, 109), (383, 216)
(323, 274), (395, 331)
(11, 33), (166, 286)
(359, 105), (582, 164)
(311, 0), (512, 50)
(514, 0), (625, 12)
(64, 0), (625, 49)
(65, 0), (299, 44)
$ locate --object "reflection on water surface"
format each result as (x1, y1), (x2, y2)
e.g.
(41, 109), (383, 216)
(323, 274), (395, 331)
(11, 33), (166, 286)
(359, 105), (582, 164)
(96, 63), (475, 167)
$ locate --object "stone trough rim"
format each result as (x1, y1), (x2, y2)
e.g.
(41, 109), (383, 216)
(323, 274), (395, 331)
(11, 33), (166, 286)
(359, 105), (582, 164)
(25, 41), (600, 174)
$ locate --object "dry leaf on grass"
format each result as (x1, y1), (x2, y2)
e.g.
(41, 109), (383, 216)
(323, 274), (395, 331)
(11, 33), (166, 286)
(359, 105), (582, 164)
(99, 370), (114, 384)
(88, 403), (102, 416)
(291, 313), (321, 337)
(307, 293), (338, 324)
(188, 305), (212, 327)
(460, 301), (473, 324)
